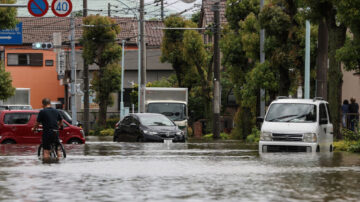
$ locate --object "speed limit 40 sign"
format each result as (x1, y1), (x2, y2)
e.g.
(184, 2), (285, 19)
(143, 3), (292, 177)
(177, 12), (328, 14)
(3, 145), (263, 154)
(51, 0), (72, 17)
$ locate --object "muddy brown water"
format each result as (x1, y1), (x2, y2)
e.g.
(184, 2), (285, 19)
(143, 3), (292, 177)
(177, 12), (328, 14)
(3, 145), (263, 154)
(1, 138), (360, 201)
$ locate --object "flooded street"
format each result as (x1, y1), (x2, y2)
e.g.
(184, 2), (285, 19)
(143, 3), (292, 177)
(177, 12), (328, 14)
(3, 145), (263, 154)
(1, 139), (360, 201)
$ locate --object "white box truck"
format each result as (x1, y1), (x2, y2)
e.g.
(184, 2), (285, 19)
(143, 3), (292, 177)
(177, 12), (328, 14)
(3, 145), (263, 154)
(145, 87), (188, 138)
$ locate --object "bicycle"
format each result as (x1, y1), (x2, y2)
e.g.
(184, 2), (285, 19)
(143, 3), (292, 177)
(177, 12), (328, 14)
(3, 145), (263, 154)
(35, 129), (66, 160)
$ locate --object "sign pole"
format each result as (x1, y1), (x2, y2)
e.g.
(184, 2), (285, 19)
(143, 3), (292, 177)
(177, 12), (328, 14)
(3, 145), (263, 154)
(70, 12), (77, 125)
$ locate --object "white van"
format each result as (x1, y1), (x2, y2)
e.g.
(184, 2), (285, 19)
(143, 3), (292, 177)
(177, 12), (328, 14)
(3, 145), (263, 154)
(259, 97), (333, 152)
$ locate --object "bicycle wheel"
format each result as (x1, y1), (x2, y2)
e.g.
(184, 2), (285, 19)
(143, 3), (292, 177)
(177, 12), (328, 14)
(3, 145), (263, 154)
(37, 144), (43, 159)
(58, 143), (66, 159)
(50, 145), (57, 159)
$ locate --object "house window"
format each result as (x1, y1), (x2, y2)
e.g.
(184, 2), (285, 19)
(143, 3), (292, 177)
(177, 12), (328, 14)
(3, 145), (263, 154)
(2, 88), (30, 105)
(7, 53), (43, 66)
(45, 60), (54, 66)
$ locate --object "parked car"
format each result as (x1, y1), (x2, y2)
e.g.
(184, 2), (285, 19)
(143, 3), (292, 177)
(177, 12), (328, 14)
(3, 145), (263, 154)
(258, 97), (333, 152)
(57, 109), (82, 127)
(0, 110), (85, 144)
(113, 113), (186, 142)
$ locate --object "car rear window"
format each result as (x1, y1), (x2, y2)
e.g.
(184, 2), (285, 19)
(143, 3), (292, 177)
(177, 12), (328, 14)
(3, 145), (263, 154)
(4, 113), (31, 124)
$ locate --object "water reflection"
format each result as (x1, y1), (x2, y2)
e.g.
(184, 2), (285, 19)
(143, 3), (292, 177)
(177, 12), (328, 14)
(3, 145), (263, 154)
(0, 141), (360, 201)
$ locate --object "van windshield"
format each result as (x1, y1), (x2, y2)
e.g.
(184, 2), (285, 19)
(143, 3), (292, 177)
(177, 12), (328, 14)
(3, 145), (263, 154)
(147, 103), (186, 121)
(265, 103), (317, 123)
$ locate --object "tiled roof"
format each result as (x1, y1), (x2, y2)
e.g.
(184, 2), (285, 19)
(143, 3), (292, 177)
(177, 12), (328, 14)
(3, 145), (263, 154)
(17, 17), (164, 47)
(200, 0), (227, 27)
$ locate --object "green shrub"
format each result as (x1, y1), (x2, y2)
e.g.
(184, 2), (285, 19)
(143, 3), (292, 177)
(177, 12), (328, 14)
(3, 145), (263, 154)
(99, 128), (114, 136)
(246, 127), (260, 143)
(341, 128), (360, 141)
(106, 117), (120, 129)
(187, 126), (193, 137)
(89, 130), (95, 136)
(348, 141), (360, 153)
(220, 133), (230, 140)
(202, 133), (229, 140)
(333, 140), (351, 151)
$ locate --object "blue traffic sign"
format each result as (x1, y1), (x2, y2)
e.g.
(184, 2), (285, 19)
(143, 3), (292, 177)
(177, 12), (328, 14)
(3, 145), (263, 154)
(0, 23), (23, 45)
(28, 0), (49, 17)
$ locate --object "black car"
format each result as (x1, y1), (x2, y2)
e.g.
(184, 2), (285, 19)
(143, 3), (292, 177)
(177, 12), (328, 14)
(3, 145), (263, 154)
(113, 113), (185, 142)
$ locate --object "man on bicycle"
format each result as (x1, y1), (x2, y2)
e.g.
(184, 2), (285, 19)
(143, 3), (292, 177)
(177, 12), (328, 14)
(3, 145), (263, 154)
(32, 98), (63, 160)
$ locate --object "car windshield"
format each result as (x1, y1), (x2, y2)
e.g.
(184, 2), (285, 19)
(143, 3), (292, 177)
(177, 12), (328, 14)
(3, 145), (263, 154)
(61, 110), (72, 122)
(139, 115), (175, 126)
(265, 103), (317, 123)
(147, 103), (186, 121)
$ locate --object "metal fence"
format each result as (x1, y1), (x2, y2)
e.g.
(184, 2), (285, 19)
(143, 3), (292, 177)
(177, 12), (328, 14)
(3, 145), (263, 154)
(67, 111), (120, 130)
(342, 113), (359, 132)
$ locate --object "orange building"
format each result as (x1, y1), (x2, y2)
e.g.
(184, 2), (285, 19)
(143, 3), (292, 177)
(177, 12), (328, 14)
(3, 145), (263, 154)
(4, 46), (64, 109)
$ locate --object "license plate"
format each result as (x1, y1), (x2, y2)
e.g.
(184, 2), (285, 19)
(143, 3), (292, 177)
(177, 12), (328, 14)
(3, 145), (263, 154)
(163, 139), (173, 144)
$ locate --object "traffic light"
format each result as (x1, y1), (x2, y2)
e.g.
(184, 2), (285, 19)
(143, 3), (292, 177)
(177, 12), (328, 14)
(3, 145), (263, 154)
(32, 42), (53, 49)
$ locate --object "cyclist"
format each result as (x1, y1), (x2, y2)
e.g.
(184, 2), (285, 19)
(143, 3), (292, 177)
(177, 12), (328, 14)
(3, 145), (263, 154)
(32, 98), (63, 160)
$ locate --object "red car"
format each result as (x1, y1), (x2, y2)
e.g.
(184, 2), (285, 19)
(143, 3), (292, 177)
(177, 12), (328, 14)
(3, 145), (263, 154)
(0, 110), (85, 144)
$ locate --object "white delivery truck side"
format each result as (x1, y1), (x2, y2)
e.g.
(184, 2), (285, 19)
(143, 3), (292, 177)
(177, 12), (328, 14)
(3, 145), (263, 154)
(145, 87), (188, 138)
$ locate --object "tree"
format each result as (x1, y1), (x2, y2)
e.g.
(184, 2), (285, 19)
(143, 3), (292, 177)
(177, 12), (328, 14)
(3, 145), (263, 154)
(0, 0), (16, 100)
(82, 15), (122, 127)
(0, 63), (15, 100)
(222, 0), (259, 139)
(161, 16), (188, 87)
(222, 0), (318, 139)
(304, 0), (347, 139)
(0, 0), (17, 29)
(161, 16), (213, 133)
(336, 0), (360, 73)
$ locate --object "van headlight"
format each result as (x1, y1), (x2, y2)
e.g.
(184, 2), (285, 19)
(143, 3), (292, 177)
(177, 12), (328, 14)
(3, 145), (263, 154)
(260, 132), (272, 141)
(176, 131), (184, 136)
(143, 130), (158, 135)
(303, 133), (317, 142)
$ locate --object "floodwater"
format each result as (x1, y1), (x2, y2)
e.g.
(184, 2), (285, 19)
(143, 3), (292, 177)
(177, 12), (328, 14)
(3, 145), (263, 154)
(1, 138), (360, 201)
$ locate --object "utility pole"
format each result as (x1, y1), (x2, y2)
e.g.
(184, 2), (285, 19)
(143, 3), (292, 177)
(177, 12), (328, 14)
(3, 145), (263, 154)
(120, 39), (126, 120)
(161, 0), (164, 21)
(304, 20), (310, 99)
(260, 0), (265, 117)
(83, 0), (87, 17)
(70, 12), (77, 125)
(139, 0), (146, 113)
(212, 2), (220, 139)
(83, 0), (90, 136)
(108, 3), (111, 17)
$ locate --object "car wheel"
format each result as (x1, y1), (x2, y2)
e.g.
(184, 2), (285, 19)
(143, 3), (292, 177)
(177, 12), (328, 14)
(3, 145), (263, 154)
(316, 145), (320, 152)
(2, 139), (16, 144)
(68, 138), (82, 144)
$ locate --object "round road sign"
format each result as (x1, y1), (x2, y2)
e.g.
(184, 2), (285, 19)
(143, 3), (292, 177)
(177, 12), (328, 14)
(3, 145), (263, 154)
(51, 0), (73, 17)
(28, 0), (49, 17)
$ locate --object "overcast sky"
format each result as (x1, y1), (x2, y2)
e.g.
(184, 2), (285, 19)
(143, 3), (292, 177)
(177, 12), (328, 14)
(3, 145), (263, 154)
(16, 0), (202, 18)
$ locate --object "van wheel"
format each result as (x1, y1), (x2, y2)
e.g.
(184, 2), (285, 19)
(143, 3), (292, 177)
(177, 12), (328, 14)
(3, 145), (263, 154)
(68, 138), (82, 144)
(330, 145), (333, 152)
(2, 139), (16, 144)
(316, 145), (320, 152)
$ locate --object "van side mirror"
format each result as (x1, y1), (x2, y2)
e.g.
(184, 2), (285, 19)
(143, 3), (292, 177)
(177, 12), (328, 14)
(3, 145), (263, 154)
(256, 117), (264, 123)
(319, 118), (328, 125)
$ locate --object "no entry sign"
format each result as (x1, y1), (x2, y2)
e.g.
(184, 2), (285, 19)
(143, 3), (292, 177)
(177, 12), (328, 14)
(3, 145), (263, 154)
(28, 0), (49, 17)
(51, 0), (72, 17)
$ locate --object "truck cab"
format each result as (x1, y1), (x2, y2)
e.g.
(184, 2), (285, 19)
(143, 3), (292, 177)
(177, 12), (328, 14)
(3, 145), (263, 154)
(145, 87), (188, 138)
(259, 97), (333, 152)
